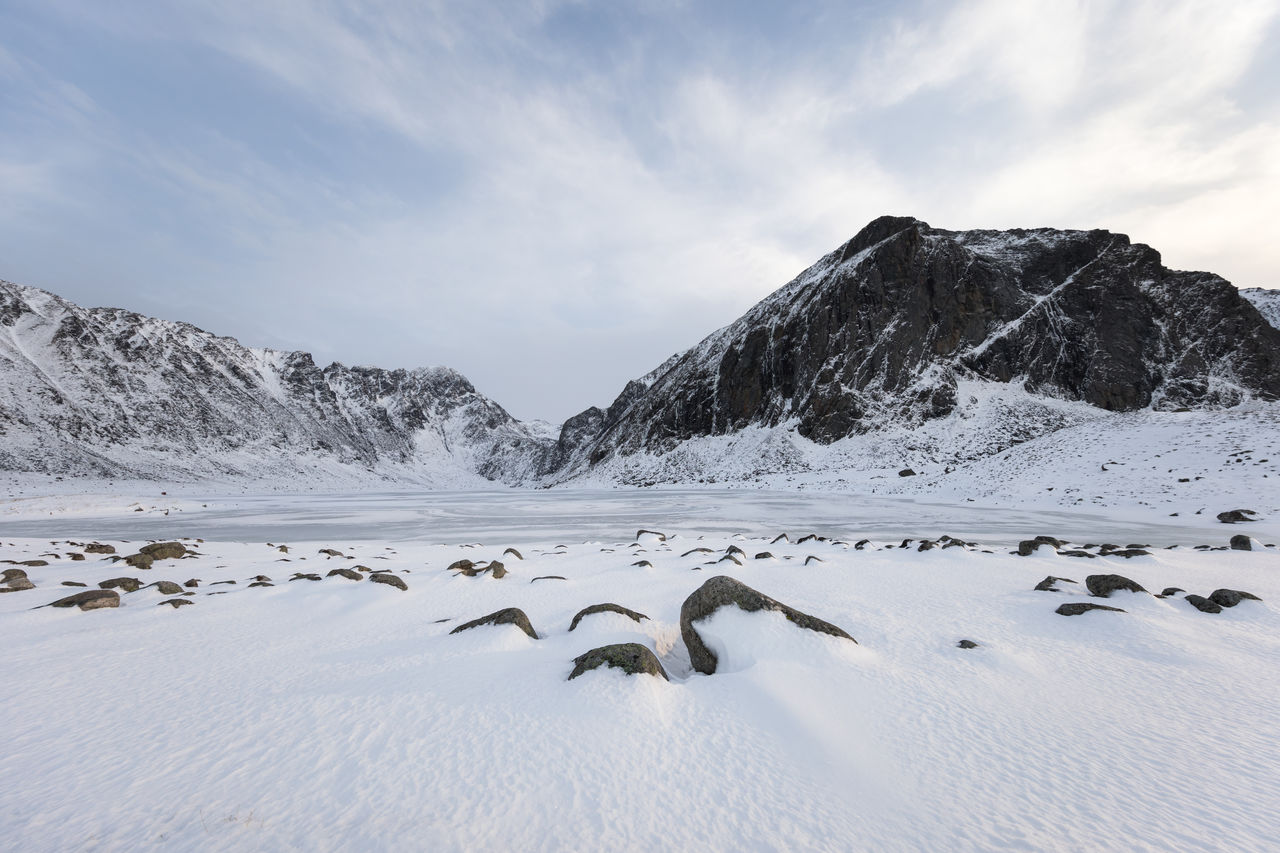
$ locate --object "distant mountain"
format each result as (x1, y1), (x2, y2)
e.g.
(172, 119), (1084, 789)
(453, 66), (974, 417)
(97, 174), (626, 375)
(0, 282), (554, 484)
(548, 216), (1280, 480)
(3, 216), (1278, 487)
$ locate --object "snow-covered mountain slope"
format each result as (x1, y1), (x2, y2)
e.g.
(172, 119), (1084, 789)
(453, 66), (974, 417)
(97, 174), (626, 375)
(554, 217), (1280, 478)
(0, 281), (555, 484)
(1242, 287), (1280, 329)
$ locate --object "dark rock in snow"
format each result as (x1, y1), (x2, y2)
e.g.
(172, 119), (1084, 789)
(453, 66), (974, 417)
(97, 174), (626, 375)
(1208, 588), (1261, 608)
(568, 643), (668, 681)
(48, 589), (118, 610)
(1217, 509), (1259, 524)
(502, 548), (523, 560)
(1229, 535), (1253, 551)
(1160, 587), (1185, 596)
(755, 552), (774, 560)
(1056, 602), (1126, 616)
(635, 529), (667, 542)
(139, 542), (185, 560)
(370, 573), (407, 590)
(1085, 574), (1147, 597)
(1185, 594), (1222, 614)
(530, 575), (567, 583)
(956, 639), (979, 649)
(158, 598), (193, 608)
(568, 603), (649, 632)
(679, 575), (855, 675)
(60, 581), (87, 587)
(899, 469), (917, 477)
(327, 568), (363, 581)
(98, 577), (142, 593)
(1034, 576), (1076, 591)
(147, 581), (184, 595)
(450, 607), (538, 639)
(83, 543), (116, 555)
(124, 553), (154, 570)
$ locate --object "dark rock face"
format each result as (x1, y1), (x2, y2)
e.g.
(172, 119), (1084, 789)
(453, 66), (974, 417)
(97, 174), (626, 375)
(139, 542), (186, 560)
(98, 577), (142, 593)
(568, 643), (668, 681)
(48, 589), (119, 610)
(450, 607), (539, 639)
(568, 603), (649, 632)
(1085, 574), (1147, 597)
(679, 575), (855, 675)
(1229, 535), (1252, 551)
(1208, 588), (1261, 608)
(1056, 602), (1125, 616)
(560, 217), (1280, 469)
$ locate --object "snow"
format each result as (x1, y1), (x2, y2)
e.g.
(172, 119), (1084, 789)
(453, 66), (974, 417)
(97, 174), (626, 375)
(2, 518), (1278, 851)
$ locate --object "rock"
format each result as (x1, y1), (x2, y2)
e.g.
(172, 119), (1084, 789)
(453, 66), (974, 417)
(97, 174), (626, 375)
(277, 545), (290, 553)
(1017, 536), (1065, 556)
(49, 589), (119, 610)
(1230, 534), (1253, 551)
(681, 548), (714, 557)
(99, 577), (142, 593)
(1085, 574), (1147, 597)
(251, 575), (271, 582)
(147, 581), (184, 595)
(1056, 602), (1126, 616)
(248, 581), (274, 588)
(679, 575), (855, 675)
(60, 581), (87, 587)
(771, 533), (791, 544)
(290, 573), (321, 582)
(1160, 587), (1185, 596)
(450, 607), (538, 639)
(726, 545), (747, 557)
(139, 542), (186, 560)
(124, 553), (154, 570)
(2, 568), (29, 584)
(755, 552), (774, 559)
(804, 556), (824, 565)
(899, 468), (917, 477)
(1107, 549), (1151, 558)
(19, 559), (48, 567)
(530, 575), (566, 583)
(488, 560), (508, 579)
(447, 559), (475, 574)
(83, 543), (116, 555)
(318, 548), (346, 558)
(631, 560), (653, 568)
(917, 540), (935, 551)
(68, 553), (85, 561)
(1060, 550), (1096, 558)
(956, 639), (979, 649)
(717, 555), (742, 566)
(635, 529), (667, 542)
(1217, 509), (1259, 523)
(1208, 588), (1262, 608)
(211, 580), (236, 586)
(1034, 576), (1077, 591)
(370, 573), (407, 591)
(568, 603), (649, 632)
(568, 643), (668, 681)
(1, 573), (35, 592)
(158, 598), (193, 608)
(1185, 594), (1222, 613)
(502, 548), (523, 560)
(327, 568), (363, 581)
(796, 535), (823, 545)
(184, 578), (200, 588)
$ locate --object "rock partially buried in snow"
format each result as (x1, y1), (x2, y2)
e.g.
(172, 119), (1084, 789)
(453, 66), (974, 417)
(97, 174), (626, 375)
(327, 568), (363, 581)
(635, 529), (667, 542)
(1085, 574), (1147, 597)
(146, 580), (184, 595)
(1217, 509), (1258, 524)
(83, 543), (116, 555)
(98, 577), (142, 593)
(48, 589), (119, 610)
(139, 541), (186, 561)
(1185, 594), (1222, 614)
(568, 603), (649, 632)
(1208, 588), (1261, 608)
(956, 639), (979, 649)
(502, 548), (523, 561)
(1229, 535), (1253, 551)
(1034, 576), (1077, 591)
(1056, 602), (1126, 616)
(450, 608), (538, 639)
(370, 573), (407, 591)
(123, 553), (154, 570)
(568, 643), (668, 681)
(679, 575), (855, 675)
(158, 598), (193, 608)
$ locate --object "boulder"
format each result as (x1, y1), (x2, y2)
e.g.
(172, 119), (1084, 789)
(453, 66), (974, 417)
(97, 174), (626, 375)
(1034, 576), (1076, 591)
(370, 573), (407, 591)
(68, 553), (85, 561)
(248, 581), (274, 588)
(450, 607), (538, 639)
(568, 643), (668, 681)
(83, 543), (116, 555)
(488, 561), (508, 579)
(158, 598), (193, 608)
(447, 559), (476, 574)
(502, 548), (523, 560)
(123, 553), (154, 570)
(679, 576), (855, 675)
(184, 578), (200, 588)
(1056, 602), (1126, 616)
(2, 568), (30, 584)
(139, 542), (186, 561)
(49, 589), (119, 610)
(60, 581), (87, 587)
(327, 568), (363, 581)
(1017, 536), (1064, 556)
(98, 577), (142, 593)
(681, 548), (714, 557)
(1161, 587), (1185, 596)
(898, 468), (917, 477)
(754, 552), (774, 560)
(1085, 574), (1147, 597)
(1208, 588), (1261, 608)
(956, 639), (979, 649)
(147, 581), (184, 595)
(568, 603), (649, 632)
(1217, 509), (1258, 524)
(1185, 594), (1222, 613)
(635, 529), (667, 542)
(1229, 535), (1253, 551)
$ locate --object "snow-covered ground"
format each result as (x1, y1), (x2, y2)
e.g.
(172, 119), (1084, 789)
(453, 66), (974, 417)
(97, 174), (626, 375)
(2, 504), (1278, 851)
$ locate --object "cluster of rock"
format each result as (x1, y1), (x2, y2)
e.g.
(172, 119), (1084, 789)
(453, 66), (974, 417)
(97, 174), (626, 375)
(1033, 570), (1263, 617)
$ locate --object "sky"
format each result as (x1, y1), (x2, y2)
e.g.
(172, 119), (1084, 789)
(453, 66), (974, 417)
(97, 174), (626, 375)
(1, 0), (1278, 423)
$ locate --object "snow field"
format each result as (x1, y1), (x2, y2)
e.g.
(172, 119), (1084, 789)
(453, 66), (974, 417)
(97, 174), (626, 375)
(3, 529), (1279, 851)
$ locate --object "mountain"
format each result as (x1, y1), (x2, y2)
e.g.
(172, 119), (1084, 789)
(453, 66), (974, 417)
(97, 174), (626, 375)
(548, 216), (1280, 481)
(0, 282), (554, 484)
(3, 216), (1278, 487)
(1242, 287), (1280, 330)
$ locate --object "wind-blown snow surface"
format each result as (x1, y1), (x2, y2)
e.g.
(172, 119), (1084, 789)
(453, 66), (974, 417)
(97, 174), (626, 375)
(3, 521), (1279, 851)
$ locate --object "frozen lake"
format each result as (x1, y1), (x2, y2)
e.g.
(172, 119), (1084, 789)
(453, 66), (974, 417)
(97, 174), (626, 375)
(0, 487), (1263, 547)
